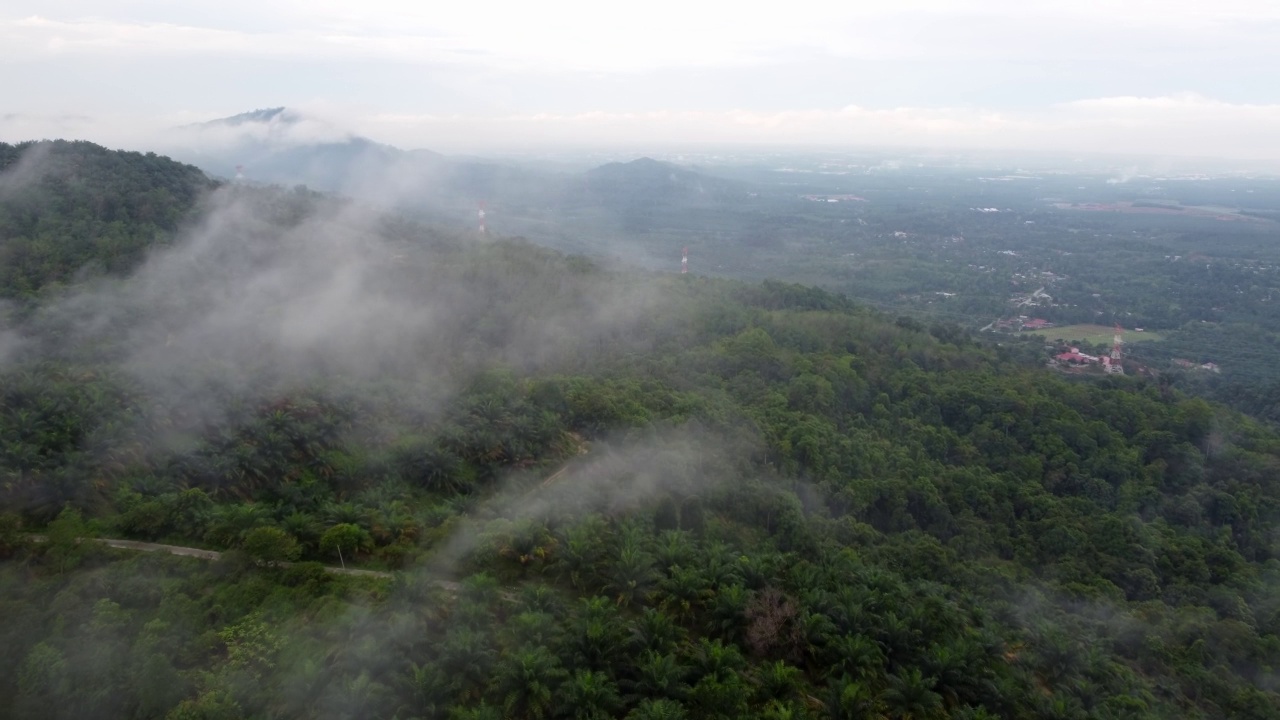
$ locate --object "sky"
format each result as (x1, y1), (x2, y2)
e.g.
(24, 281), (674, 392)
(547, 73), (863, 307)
(2, 0), (1280, 161)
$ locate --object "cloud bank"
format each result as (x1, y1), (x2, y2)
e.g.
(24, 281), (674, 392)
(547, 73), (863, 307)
(3, 1), (1279, 161)
(5, 93), (1279, 165)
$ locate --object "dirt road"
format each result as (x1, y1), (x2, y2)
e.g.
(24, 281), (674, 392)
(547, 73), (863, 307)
(28, 535), (396, 579)
(96, 538), (395, 578)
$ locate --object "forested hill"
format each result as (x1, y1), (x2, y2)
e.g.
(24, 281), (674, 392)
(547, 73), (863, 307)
(581, 158), (747, 202)
(0, 140), (215, 302)
(3, 141), (1280, 719)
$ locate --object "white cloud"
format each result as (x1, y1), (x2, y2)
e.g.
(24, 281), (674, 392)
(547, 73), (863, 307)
(0, 15), (477, 66)
(4, 0), (1278, 72)
(349, 97), (1280, 161)
(3, 2), (1279, 163)
(4, 94), (1278, 164)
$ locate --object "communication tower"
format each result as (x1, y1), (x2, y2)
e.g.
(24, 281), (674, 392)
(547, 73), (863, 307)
(478, 201), (487, 235)
(681, 246), (688, 274)
(234, 164), (244, 182)
(1107, 324), (1125, 374)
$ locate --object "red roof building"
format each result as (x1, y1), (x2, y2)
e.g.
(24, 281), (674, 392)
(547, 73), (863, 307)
(1056, 350), (1099, 364)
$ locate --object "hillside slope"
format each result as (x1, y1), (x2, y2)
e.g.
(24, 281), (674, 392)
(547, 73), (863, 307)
(2, 141), (1280, 720)
(0, 140), (215, 302)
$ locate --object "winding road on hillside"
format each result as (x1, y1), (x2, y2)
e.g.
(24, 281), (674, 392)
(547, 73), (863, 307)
(30, 535), (400, 580)
(27, 454), (590, 589)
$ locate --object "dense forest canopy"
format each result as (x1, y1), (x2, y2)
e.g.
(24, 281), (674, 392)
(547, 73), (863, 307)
(466, 155), (1280, 425)
(0, 141), (216, 303)
(3, 141), (1280, 719)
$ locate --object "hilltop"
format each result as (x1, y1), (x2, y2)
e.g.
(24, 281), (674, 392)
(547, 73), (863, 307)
(0, 140), (216, 302)
(196, 106), (293, 127)
(582, 157), (747, 200)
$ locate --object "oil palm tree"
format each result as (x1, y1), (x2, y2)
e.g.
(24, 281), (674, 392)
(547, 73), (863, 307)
(435, 627), (497, 701)
(823, 634), (884, 682)
(660, 565), (710, 624)
(881, 668), (944, 720)
(826, 676), (880, 720)
(625, 698), (688, 720)
(491, 646), (567, 720)
(624, 650), (689, 704)
(629, 607), (686, 655)
(607, 543), (658, 607)
(570, 596), (628, 670)
(756, 660), (803, 703)
(558, 669), (623, 720)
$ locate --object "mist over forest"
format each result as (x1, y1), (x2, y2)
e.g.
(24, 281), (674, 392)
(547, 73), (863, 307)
(3, 108), (1280, 720)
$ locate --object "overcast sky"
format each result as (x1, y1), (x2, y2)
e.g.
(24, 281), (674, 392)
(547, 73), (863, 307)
(3, 0), (1279, 161)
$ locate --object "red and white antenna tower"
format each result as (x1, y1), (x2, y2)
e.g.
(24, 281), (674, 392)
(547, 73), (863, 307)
(1108, 324), (1126, 374)
(681, 246), (688, 274)
(1102, 324), (1126, 374)
(478, 201), (487, 235)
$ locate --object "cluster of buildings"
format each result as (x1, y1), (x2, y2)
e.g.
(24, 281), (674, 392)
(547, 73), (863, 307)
(1051, 326), (1128, 375)
(1046, 343), (1221, 380)
(1034, 325), (1223, 380)
(991, 316), (1054, 332)
(802, 194), (867, 202)
(1053, 347), (1125, 374)
(1009, 287), (1055, 309)
(1172, 359), (1221, 373)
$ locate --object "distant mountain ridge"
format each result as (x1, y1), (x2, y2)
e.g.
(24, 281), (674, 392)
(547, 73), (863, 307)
(195, 106), (294, 128)
(158, 108), (761, 250)
(169, 106), (398, 188)
(583, 156), (748, 203)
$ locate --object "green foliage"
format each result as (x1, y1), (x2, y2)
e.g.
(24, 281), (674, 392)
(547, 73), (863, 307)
(0, 513), (23, 557)
(43, 505), (89, 573)
(165, 691), (243, 720)
(319, 522), (371, 562)
(0, 140), (214, 303)
(239, 526), (301, 565)
(3, 145), (1280, 719)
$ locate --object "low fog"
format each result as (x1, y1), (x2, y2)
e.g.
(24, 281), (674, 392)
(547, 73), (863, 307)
(1, 139), (760, 580)
(424, 423), (765, 577)
(0, 149), (727, 547)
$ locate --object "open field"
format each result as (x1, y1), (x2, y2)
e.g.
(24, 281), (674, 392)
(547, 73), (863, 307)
(1020, 323), (1165, 345)
(1050, 201), (1270, 223)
